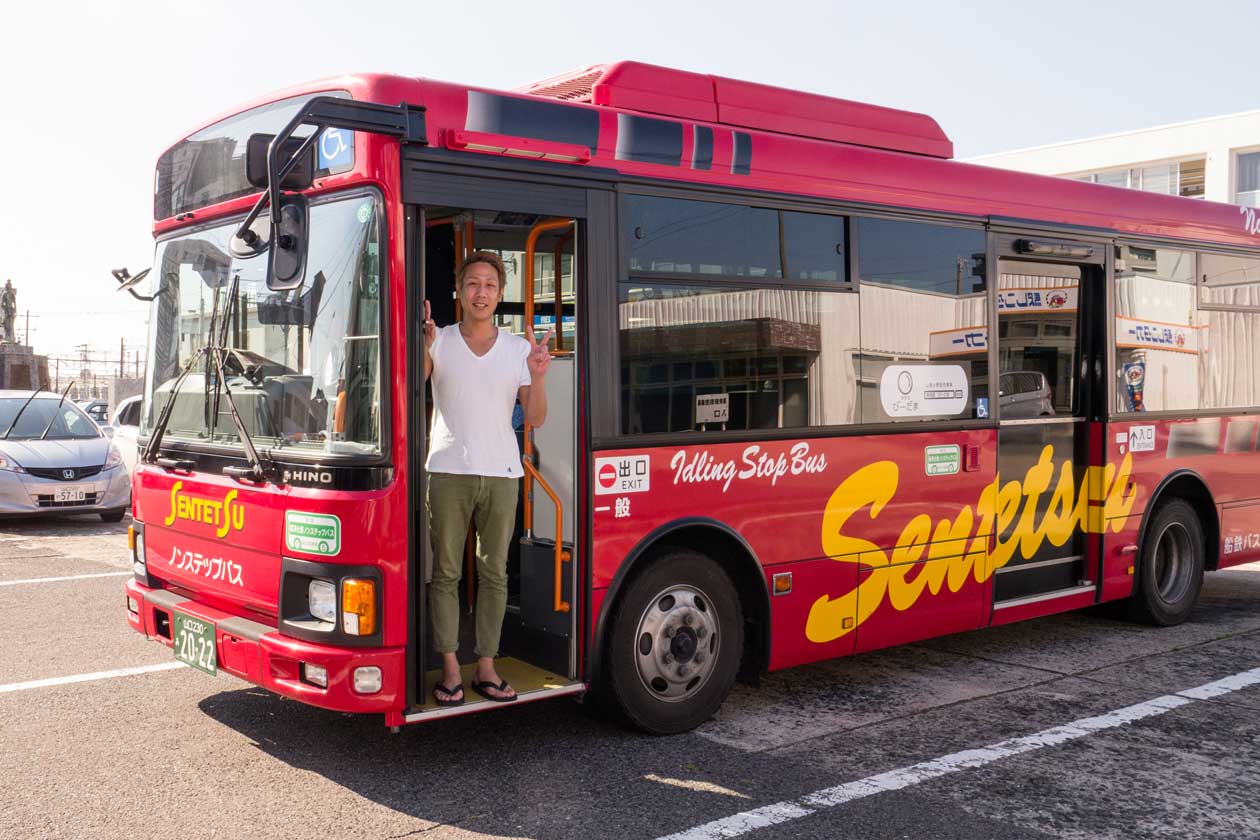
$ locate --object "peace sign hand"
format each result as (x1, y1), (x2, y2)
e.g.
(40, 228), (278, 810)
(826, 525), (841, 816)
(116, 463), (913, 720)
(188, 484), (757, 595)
(423, 300), (437, 350)
(525, 325), (554, 378)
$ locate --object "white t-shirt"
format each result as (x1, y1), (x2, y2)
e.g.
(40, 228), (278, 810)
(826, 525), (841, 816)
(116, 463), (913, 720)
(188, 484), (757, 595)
(425, 324), (532, 478)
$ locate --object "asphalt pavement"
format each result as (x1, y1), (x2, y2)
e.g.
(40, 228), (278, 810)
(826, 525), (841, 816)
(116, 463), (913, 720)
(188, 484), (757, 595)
(2, 514), (1259, 839)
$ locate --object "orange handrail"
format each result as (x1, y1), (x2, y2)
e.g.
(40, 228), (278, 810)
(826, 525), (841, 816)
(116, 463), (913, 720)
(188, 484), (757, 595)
(520, 218), (576, 615)
(522, 218), (575, 537)
(522, 457), (570, 613)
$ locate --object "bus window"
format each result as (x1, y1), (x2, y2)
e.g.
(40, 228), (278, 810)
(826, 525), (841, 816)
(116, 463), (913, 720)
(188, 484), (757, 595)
(1114, 245), (1198, 413)
(857, 218), (987, 423)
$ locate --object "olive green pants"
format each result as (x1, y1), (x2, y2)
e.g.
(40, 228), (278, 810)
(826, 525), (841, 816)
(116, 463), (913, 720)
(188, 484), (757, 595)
(427, 472), (519, 658)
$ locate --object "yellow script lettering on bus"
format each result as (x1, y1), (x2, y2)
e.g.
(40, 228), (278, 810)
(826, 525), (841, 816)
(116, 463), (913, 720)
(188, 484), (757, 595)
(805, 445), (1139, 643)
(164, 481), (246, 539)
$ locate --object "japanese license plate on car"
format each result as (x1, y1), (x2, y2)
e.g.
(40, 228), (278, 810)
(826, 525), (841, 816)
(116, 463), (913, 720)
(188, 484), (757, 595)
(53, 485), (86, 503)
(173, 611), (217, 675)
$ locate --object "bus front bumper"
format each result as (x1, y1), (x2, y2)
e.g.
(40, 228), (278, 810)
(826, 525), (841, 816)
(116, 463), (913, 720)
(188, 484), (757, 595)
(124, 579), (404, 715)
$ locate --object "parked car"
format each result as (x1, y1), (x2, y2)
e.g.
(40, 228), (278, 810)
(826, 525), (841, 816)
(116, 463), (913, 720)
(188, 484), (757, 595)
(109, 395), (143, 475)
(0, 390), (130, 521)
(77, 399), (109, 424)
(999, 371), (1055, 418)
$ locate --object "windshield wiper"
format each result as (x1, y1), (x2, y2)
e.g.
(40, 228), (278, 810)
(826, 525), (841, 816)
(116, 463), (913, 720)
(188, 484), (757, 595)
(207, 272), (274, 484)
(143, 348), (208, 467)
(2, 388), (43, 439)
(37, 382), (76, 440)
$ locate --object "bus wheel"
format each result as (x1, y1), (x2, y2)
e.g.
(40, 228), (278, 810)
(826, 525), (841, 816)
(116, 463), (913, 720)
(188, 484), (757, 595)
(606, 550), (743, 735)
(1130, 499), (1205, 626)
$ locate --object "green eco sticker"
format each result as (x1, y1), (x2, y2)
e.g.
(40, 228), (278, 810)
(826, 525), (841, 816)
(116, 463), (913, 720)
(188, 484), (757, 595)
(285, 511), (341, 557)
(925, 444), (960, 476)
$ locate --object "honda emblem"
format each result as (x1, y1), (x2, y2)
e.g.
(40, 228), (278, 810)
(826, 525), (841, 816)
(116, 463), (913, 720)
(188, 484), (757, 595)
(62, 469), (75, 480)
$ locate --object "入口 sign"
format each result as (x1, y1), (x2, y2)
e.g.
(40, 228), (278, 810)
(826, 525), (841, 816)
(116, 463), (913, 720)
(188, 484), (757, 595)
(696, 393), (730, 425)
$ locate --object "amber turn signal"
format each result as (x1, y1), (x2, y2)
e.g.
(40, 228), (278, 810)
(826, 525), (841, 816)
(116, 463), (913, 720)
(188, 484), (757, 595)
(341, 578), (377, 636)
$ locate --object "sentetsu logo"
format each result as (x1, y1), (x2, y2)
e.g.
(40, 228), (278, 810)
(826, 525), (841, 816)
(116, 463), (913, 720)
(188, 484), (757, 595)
(1243, 205), (1260, 236)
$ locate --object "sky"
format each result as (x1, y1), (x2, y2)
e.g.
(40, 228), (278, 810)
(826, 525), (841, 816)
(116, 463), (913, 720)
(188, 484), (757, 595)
(0, 0), (1256, 362)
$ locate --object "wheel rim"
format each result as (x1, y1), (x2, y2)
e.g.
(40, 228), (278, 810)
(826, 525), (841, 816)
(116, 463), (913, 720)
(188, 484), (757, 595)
(1153, 521), (1194, 605)
(633, 584), (721, 703)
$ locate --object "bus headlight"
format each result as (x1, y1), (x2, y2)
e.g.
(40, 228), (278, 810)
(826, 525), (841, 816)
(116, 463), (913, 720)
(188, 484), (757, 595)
(341, 578), (376, 636)
(308, 579), (336, 624)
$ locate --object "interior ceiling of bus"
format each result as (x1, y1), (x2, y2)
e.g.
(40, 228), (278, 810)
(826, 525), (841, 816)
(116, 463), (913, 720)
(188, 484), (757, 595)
(428, 209), (574, 252)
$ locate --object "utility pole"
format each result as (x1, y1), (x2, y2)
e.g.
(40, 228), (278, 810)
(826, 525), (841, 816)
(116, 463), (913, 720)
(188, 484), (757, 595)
(119, 337), (125, 378)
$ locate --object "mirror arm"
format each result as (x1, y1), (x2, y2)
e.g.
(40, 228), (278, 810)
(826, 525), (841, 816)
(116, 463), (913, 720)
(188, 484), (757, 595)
(266, 125), (324, 228)
(233, 96), (428, 245)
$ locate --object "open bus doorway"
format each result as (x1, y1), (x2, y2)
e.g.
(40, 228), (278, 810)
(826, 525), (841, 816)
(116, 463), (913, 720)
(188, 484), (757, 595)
(411, 206), (581, 717)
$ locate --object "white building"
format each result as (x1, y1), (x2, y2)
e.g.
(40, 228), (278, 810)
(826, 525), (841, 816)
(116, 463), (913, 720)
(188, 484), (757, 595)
(968, 110), (1260, 208)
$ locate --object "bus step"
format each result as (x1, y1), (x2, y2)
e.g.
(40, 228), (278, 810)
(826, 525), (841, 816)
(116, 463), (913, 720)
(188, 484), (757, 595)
(406, 656), (583, 721)
(518, 538), (574, 638)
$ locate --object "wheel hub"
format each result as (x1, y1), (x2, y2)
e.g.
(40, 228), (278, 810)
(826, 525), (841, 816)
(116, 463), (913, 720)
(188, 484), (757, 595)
(670, 626), (698, 662)
(634, 585), (720, 703)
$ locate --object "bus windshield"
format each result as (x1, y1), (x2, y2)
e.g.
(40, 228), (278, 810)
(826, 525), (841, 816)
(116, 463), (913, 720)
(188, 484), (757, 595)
(140, 191), (384, 458)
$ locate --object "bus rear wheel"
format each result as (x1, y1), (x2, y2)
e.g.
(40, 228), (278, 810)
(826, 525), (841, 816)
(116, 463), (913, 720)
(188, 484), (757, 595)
(1129, 498), (1204, 626)
(605, 550), (743, 735)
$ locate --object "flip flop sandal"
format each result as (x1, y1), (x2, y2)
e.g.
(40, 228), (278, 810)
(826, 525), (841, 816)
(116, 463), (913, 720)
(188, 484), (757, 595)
(471, 679), (517, 703)
(433, 681), (464, 707)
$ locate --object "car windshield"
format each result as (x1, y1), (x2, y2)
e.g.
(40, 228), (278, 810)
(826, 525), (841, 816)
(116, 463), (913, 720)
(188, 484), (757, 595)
(0, 398), (100, 440)
(140, 191), (384, 457)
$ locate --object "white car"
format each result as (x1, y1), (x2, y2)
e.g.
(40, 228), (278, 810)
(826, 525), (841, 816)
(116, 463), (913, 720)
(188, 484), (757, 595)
(108, 395), (143, 475)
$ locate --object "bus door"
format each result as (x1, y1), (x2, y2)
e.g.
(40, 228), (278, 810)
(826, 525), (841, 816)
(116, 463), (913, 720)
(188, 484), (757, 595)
(403, 165), (603, 718)
(992, 235), (1108, 620)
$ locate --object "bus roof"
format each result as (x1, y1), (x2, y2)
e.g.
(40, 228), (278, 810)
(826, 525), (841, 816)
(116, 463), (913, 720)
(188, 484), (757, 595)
(155, 66), (1260, 251)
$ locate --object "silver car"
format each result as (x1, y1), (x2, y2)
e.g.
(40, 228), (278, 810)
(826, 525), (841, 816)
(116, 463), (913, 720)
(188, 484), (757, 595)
(999, 371), (1056, 419)
(0, 391), (131, 521)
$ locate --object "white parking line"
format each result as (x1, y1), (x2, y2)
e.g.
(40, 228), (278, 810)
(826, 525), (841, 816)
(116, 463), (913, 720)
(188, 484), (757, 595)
(0, 571), (131, 587)
(658, 666), (1260, 840)
(0, 662), (186, 694)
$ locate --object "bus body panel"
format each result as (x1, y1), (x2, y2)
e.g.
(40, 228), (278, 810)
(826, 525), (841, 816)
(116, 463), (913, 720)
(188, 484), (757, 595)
(134, 466), (409, 643)
(592, 428), (1004, 672)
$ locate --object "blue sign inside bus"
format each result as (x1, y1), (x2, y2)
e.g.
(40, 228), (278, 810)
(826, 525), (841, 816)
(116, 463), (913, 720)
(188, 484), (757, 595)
(318, 127), (354, 173)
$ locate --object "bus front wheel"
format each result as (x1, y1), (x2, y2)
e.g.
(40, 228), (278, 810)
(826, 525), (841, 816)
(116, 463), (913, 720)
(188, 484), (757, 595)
(1130, 498), (1205, 626)
(605, 550), (743, 735)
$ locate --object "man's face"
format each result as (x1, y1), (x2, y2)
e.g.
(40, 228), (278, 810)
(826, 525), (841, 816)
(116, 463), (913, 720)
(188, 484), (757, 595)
(459, 262), (502, 323)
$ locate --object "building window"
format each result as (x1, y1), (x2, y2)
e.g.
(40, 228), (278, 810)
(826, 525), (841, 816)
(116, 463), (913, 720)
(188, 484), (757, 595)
(1075, 159), (1206, 199)
(1236, 151), (1260, 207)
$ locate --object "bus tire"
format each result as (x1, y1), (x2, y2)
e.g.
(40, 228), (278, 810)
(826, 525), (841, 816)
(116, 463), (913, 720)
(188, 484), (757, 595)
(1129, 499), (1204, 626)
(604, 549), (743, 735)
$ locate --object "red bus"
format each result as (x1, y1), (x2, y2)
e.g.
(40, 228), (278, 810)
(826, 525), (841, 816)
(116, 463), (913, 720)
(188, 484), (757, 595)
(122, 62), (1260, 734)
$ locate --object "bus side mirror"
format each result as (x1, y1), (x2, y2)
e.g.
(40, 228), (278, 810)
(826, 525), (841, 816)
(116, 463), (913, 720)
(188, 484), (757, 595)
(246, 134), (315, 190)
(267, 194), (309, 291)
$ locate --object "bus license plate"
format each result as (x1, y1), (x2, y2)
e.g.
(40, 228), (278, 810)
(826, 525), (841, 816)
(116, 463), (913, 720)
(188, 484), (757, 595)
(54, 485), (87, 503)
(173, 611), (217, 676)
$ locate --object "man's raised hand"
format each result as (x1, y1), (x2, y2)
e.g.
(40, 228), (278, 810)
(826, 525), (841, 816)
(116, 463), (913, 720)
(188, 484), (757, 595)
(525, 325), (554, 378)
(423, 300), (436, 350)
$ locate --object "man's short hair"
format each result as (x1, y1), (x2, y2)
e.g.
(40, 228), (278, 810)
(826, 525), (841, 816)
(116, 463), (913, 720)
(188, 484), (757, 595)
(457, 251), (506, 290)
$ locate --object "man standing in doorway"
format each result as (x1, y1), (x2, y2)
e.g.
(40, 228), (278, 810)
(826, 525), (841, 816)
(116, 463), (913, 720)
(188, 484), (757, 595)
(424, 251), (552, 705)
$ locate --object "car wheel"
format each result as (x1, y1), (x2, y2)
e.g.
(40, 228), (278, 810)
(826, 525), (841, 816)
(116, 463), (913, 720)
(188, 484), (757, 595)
(1128, 499), (1204, 626)
(604, 549), (743, 735)
(100, 510), (126, 523)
